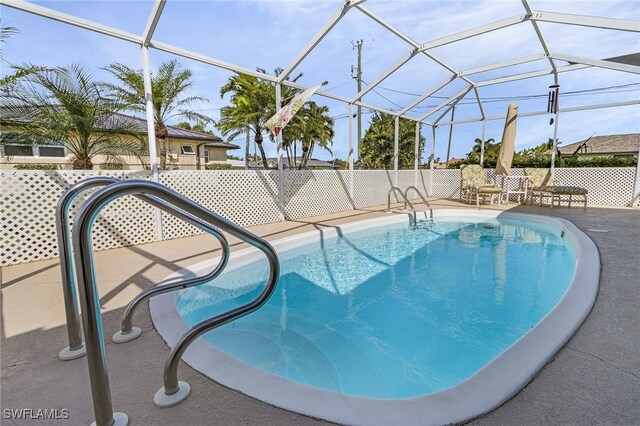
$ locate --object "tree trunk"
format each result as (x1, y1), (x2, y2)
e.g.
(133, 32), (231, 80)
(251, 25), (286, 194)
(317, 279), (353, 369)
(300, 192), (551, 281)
(245, 128), (250, 169)
(159, 138), (167, 170)
(155, 123), (169, 170)
(286, 145), (293, 168)
(73, 157), (93, 170)
(255, 132), (269, 169)
(304, 143), (314, 169)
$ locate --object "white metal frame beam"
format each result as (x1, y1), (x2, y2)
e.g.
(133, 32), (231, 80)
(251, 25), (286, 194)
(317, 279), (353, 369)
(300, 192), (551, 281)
(459, 53), (546, 76)
(475, 63), (589, 87)
(278, 0), (365, 83)
(433, 87), (473, 125)
(521, 1), (557, 74)
(417, 86), (472, 122)
(473, 87), (485, 119)
(396, 75), (457, 116)
(351, 47), (419, 102)
(1, 0), (143, 43)
(551, 53), (640, 74)
(143, 0), (166, 46)
(2, 0), (638, 131)
(420, 13), (530, 50)
(353, 5), (477, 111)
(530, 10), (640, 32)
(436, 99), (640, 126)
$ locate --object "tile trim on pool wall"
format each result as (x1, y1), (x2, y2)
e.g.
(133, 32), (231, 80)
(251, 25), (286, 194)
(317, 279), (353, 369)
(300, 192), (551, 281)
(150, 210), (599, 426)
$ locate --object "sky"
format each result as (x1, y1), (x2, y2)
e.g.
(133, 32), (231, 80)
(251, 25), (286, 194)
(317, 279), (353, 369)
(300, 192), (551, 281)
(1, 0), (639, 162)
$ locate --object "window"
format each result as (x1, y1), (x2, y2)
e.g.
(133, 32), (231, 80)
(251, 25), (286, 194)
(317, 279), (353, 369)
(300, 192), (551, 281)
(4, 144), (35, 156)
(203, 150), (209, 163)
(1, 135), (66, 157)
(38, 146), (66, 157)
(180, 144), (195, 155)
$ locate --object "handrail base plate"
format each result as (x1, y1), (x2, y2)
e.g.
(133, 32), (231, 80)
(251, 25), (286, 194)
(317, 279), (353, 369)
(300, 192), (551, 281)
(58, 344), (86, 361)
(90, 412), (128, 426)
(112, 327), (142, 344)
(154, 381), (191, 408)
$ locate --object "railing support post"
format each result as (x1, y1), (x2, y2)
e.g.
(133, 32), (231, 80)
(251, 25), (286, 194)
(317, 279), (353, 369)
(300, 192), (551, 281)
(632, 149), (640, 207)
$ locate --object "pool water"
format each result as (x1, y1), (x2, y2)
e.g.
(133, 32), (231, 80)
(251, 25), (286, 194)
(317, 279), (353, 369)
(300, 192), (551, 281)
(176, 217), (576, 399)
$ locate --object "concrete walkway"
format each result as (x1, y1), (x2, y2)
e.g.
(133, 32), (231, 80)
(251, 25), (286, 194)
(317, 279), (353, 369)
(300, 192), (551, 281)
(1, 199), (638, 425)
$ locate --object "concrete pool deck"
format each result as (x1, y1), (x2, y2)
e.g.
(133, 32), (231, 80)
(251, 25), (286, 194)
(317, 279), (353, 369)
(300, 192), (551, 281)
(1, 199), (639, 425)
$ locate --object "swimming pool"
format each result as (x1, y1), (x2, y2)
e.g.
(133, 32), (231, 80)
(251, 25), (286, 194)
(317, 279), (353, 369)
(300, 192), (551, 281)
(151, 210), (599, 425)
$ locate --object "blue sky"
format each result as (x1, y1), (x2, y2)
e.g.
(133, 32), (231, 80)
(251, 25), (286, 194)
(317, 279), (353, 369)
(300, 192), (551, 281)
(1, 0), (639, 162)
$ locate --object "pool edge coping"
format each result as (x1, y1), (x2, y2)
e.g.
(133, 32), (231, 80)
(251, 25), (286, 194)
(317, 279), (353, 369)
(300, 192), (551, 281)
(150, 210), (600, 426)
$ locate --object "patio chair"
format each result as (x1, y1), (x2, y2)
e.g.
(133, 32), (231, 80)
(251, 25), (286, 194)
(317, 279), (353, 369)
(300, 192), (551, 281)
(459, 164), (504, 208)
(523, 168), (588, 209)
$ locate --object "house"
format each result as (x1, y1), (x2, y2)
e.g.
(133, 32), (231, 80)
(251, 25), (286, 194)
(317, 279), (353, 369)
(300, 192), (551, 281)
(430, 157), (464, 169)
(0, 112), (239, 170)
(248, 157), (339, 170)
(558, 133), (640, 159)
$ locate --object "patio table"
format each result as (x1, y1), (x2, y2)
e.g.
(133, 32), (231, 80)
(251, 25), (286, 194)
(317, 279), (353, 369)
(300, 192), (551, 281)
(495, 175), (530, 204)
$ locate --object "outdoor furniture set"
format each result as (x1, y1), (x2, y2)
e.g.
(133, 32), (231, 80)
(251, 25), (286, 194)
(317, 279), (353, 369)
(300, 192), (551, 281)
(459, 164), (588, 209)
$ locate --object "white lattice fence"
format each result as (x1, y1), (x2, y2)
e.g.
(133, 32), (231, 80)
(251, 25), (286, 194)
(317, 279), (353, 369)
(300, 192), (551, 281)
(1, 170), (156, 266)
(554, 168), (637, 206)
(353, 171), (396, 208)
(284, 171), (354, 219)
(431, 169), (462, 199)
(396, 171), (416, 193)
(2, 167), (638, 266)
(159, 170), (281, 240)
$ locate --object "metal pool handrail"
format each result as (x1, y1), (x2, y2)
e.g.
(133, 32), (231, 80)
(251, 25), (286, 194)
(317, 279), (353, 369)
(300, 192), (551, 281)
(387, 186), (417, 225)
(55, 177), (230, 360)
(72, 180), (279, 426)
(404, 185), (434, 220)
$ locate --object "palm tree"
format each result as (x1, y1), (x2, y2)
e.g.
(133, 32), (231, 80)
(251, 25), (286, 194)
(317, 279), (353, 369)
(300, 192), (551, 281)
(0, 24), (43, 88)
(359, 112), (424, 169)
(471, 137), (496, 153)
(218, 68), (305, 170)
(298, 102), (334, 169)
(218, 73), (272, 169)
(1, 64), (146, 169)
(102, 60), (210, 169)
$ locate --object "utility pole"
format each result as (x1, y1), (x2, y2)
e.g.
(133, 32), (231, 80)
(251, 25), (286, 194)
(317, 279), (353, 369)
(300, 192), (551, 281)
(352, 40), (363, 154)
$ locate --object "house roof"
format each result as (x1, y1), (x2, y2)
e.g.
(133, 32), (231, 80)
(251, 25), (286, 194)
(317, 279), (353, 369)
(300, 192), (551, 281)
(111, 113), (239, 149)
(1, 107), (239, 150)
(558, 133), (640, 156)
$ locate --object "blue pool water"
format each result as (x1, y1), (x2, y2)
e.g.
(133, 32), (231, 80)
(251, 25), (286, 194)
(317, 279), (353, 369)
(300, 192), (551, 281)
(176, 217), (576, 399)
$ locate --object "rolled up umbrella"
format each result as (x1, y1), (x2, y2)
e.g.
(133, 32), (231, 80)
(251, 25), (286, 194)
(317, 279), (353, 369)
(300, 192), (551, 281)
(496, 103), (518, 176)
(266, 81), (327, 137)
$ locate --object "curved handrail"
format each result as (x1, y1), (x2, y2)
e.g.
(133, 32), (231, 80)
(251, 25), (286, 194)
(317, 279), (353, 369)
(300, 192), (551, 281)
(404, 185), (433, 220)
(387, 186), (417, 225)
(56, 177), (230, 359)
(71, 180), (279, 426)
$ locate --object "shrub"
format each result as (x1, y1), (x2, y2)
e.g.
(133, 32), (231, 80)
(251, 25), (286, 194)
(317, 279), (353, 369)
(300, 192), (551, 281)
(449, 156), (637, 169)
(14, 163), (58, 170)
(205, 163), (240, 170)
(100, 163), (124, 170)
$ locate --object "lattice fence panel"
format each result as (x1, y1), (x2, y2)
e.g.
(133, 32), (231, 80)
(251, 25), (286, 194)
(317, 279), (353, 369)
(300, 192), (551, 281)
(1, 170), (156, 266)
(554, 168), (636, 206)
(416, 170), (432, 197)
(352, 170), (396, 208)
(159, 170), (281, 240)
(284, 171), (354, 219)
(431, 169), (461, 199)
(396, 171), (417, 193)
(4, 167), (638, 266)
